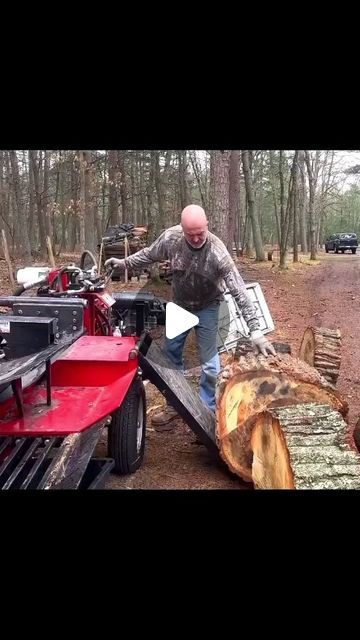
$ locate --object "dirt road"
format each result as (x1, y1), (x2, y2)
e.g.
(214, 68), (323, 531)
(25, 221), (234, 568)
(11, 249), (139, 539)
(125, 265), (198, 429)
(102, 250), (360, 489)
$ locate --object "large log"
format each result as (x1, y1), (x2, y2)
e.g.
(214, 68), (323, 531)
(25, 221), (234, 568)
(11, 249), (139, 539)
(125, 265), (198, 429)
(251, 403), (360, 489)
(299, 327), (341, 386)
(216, 351), (348, 482)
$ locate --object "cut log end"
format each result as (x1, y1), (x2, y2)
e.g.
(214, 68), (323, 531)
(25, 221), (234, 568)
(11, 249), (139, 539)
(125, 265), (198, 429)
(251, 404), (360, 489)
(299, 327), (341, 386)
(216, 352), (348, 482)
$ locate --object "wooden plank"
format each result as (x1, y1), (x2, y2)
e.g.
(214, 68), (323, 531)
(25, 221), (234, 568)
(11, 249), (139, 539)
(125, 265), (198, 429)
(1, 229), (15, 287)
(38, 423), (103, 489)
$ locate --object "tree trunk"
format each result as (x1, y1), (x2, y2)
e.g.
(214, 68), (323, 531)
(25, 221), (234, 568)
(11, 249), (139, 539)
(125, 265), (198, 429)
(298, 151), (308, 253)
(69, 155), (78, 251)
(0, 151), (7, 227)
(293, 152), (299, 262)
(59, 152), (66, 253)
(139, 153), (147, 225)
(108, 150), (119, 227)
(251, 403), (360, 489)
(154, 151), (166, 230)
(216, 349), (348, 482)
(178, 151), (189, 209)
(78, 151), (86, 252)
(229, 150), (240, 256)
(241, 151), (265, 260)
(9, 150), (31, 259)
(117, 150), (128, 221)
(189, 150), (207, 210)
(305, 150), (320, 260)
(299, 327), (341, 386)
(27, 150), (35, 251)
(29, 150), (47, 256)
(147, 152), (159, 279)
(208, 150), (231, 250)
(43, 150), (50, 238)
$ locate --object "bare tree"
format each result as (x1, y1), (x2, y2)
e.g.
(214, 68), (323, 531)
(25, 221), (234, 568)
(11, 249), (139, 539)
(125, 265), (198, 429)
(241, 150), (265, 261)
(108, 150), (119, 227)
(9, 151), (31, 259)
(117, 150), (129, 221)
(209, 150), (231, 250)
(305, 150), (321, 260)
(229, 150), (241, 255)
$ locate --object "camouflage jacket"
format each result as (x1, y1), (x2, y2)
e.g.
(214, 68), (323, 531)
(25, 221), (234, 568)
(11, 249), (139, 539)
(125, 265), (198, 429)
(124, 225), (260, 332)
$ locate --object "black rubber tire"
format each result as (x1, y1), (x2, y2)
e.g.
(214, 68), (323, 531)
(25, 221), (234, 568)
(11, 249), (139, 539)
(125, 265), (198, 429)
(335, 247), (339, 254)
(108, 377), (146, 474)
(352, 248), (356, 254)
(341, 249), (345, 254)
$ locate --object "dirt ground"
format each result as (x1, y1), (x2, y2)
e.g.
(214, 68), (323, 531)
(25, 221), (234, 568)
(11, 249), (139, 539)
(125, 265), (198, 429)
(1, 250), (359, 489)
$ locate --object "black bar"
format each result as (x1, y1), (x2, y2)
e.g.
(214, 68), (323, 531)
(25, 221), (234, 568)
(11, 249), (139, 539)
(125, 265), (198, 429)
(11, 378), (23, 418)
(0, 439), (28, 483)
(0, 296), (88, 307)
(0, 437), (12, 457)
(138, 338), (219, 457)
(2, 437), (42, 490)
(19, 438), (59, 490)
(46, 359), (51, 406)
(135, 302), (146, 336)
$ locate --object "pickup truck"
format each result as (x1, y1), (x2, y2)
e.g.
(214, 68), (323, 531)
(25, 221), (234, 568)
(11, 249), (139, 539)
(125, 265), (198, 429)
(325, 233), (358, 254)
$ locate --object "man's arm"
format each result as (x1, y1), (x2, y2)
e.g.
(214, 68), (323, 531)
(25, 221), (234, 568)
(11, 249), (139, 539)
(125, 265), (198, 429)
(105, 230), (169, 270)
(218, 256), (276, 357)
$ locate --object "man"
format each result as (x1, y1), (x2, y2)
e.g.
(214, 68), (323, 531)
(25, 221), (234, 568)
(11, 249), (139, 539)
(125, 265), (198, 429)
(105, 204), (275, 430)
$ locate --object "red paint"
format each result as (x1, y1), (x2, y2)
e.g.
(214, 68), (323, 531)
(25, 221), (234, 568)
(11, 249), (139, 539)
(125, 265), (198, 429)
(0, 336), (139, 436)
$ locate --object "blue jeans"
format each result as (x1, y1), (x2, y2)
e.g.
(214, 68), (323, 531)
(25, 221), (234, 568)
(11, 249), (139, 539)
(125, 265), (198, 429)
(164, 303), (220, 412)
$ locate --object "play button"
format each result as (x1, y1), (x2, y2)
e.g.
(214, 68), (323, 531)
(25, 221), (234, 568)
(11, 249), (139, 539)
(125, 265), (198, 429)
(165, 302), (199, 339)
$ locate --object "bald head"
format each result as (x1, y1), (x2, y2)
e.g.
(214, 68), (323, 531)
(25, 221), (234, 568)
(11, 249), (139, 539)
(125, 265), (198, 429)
(181, 204), (208, 248)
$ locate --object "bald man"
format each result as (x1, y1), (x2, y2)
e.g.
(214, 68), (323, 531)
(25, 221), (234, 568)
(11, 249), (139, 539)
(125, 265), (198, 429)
(105, 205), (275, 429)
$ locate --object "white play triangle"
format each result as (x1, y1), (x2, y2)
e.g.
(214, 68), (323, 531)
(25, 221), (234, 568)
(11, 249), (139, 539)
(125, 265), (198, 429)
(165, 302), (199, 339)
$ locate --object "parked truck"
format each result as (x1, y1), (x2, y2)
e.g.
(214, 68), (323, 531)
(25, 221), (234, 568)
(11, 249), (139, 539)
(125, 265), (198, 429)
(325, 232), (358, 254)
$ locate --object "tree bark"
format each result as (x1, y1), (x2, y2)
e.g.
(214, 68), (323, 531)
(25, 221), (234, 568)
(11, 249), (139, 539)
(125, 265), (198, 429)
(216, 349), (347, 482)
(178, 151), (190, 209)
(229, 150), (241, 256)
(9, 150), (31, 259)
(117, 150), (128, 221)
(241, 150), (265, 260)
(108, 150), (119, 227)
(252, 403), (360, 489)
(299, 327), (341, 386)
(298, 151), (308, 253)
(29, 150), (47, 256)
(78, 151), (86, 252)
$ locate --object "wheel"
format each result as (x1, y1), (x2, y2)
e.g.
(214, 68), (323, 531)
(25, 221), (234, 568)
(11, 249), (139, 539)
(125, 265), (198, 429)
(335, 247), (339, 254)
(80, 250), (97, 271)
(341, 249), (345, 254)
(108, 377), (146, 474)
(352, 248), (356, 254)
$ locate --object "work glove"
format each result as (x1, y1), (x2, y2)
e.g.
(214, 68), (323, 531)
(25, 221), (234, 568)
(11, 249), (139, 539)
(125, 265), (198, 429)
(104, 257), (126, 270)
(250, 330), (276, 357)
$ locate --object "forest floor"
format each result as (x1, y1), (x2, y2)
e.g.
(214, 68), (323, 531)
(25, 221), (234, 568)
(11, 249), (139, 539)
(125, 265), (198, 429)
(1, 250), (359, 489)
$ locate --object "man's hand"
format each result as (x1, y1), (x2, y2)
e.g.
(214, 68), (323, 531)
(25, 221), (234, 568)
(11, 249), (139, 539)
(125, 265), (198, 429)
(104, 257), (126, 271)
(250, 330), (276, 357)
